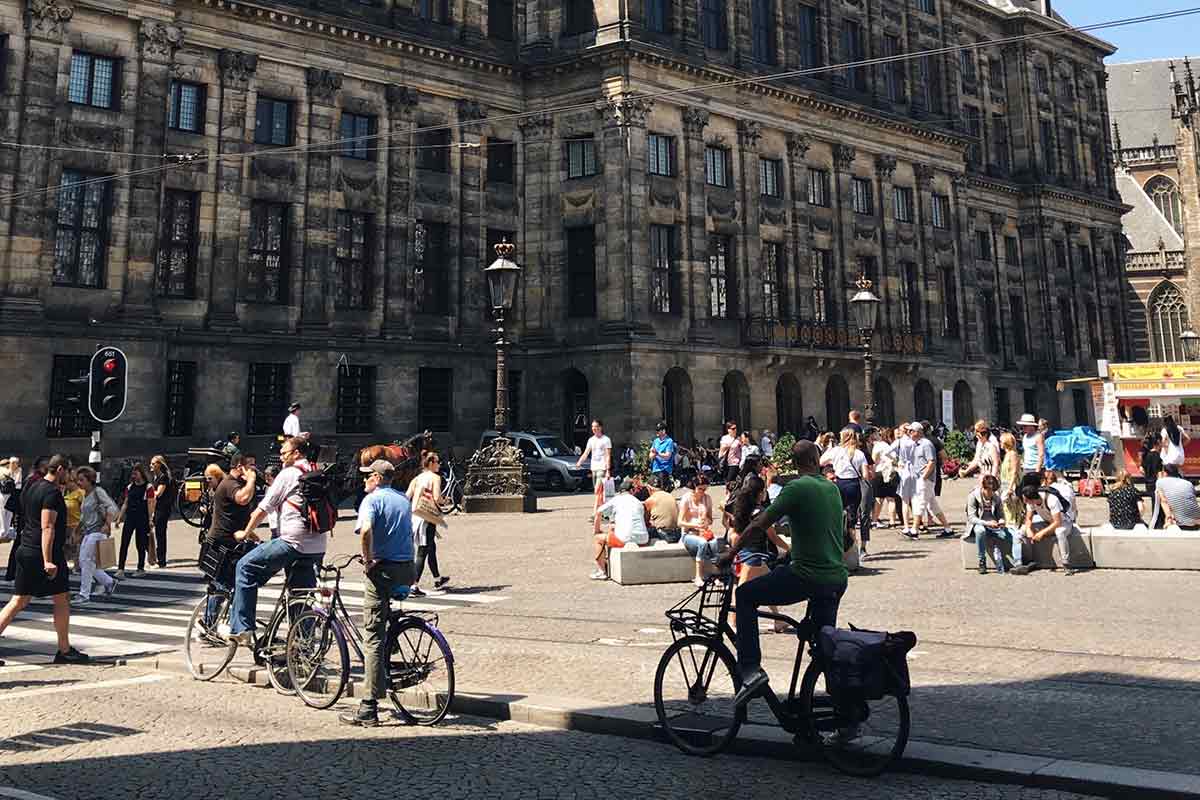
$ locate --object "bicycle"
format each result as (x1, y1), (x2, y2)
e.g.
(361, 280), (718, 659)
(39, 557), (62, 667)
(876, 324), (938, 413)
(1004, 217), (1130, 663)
(285, 554), (455, 724)
(438, 459), (465, 514)
(183, 540), (318, 693)
(653, 570), (910, 777)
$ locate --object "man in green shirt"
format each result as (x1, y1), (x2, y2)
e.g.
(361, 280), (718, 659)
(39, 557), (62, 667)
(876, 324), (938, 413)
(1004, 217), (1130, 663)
(733, 439), (848, 706)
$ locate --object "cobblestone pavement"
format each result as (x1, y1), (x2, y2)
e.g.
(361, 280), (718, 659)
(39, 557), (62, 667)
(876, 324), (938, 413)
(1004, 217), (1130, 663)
(0, 665), (1103, 800)
(3, 479), (1198, 777)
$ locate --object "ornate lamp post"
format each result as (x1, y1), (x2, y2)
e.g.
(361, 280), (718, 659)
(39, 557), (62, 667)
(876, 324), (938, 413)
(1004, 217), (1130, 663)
(849, 273), (882, 424)
(463, 240), (534, 513)
(1181, 328), (1200, 362)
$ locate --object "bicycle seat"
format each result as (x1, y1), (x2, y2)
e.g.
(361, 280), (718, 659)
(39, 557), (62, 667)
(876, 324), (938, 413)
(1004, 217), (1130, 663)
(391, 585), (411, 601)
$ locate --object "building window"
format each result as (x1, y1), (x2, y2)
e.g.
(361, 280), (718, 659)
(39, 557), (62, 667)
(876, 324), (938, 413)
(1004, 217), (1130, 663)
(893, 185), (914, 223)
(418, 368), (453, 431)
(1086, 301), (1100, 356)
(811, 248), (831, 323)
(992, 113), (1010, 172)
(916, 0), (935, 13)
(254, 97), (293, 146)
(163, 360), (197, 437)
(915, 55), (943, 113)
(989, 58), (1005, 90)
(751, 0), (775, 64)
(1010, 293), (1027, 356)
(841, 20), (865, 91)
(156, 190), (198, 299)
(489, 0), (514, 39)
(808, 168), (830, 206)
(334, 211), (372, 310)
(418, 0), (450, 23)
(1151, 284), (1189, 361)
(566, 226), (597, 318)
(931, 193), (950, 229)
(798, 5), (820, 69)
(981, 289), (999, 353)
(415, 220), (450, 314)
(960, 48), (977, 86)
(708, 235), (734, 319)
(942, 266), (959, 337)
(648, 134), (675, 177)
(759, 158), (782, 198)
(68, 52), (119, 110)
(246, 202), (289, 304)
(963, 105), (982, 168)
(701, 0), (727, 49)
(47, 355), (92, 439)
(168, 81), (204, 133)
(1040, 119), (1056, 174)
(705, 146), (731, 187)
(762, 241), (782, 319)
(246, 363), (290, 436)
(488, 139), (515, 184)
(1053, 239), (1067, 272)
(850, 177), (873, 215)
(54, 169), (110, 288)
(1004, 235), (1019, 266)
(1059, 298), (1076, 356)
(566, 137), (598, 178)
(336, 365), (376, 434)
(650, 224), (677, 314)
(1078, 244), (1092, 273)
(882, 34), (904, 103)
(563, 0), (593, 34)
(1147, 176), (1184, 235)
(416, 129), (451, 172)
(901, 261), (921, 330)
(975, 230), (991, 261)
(994, 388), (1011, 428)
(645, 0), (670, 33)
(1035, 65), (1050, 94)
(340, 112), (376, 160)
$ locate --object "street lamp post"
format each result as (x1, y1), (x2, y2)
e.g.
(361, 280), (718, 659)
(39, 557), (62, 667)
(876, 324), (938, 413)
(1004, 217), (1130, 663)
(484, 240), (521, 432)
(1181, 328), (1200, 362)
(849, 273), (881, 424)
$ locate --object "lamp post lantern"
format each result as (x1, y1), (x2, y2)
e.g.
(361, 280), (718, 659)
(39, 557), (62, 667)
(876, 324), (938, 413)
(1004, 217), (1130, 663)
(849, 273), (882, 424)
(483, 239), (520, 432)
(1181, 328), (1200, 362)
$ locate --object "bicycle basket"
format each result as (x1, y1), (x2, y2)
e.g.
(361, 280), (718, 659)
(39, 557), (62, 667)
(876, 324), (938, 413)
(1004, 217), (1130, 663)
(198, 539), (255, 582)
(664, 574), (733, 640)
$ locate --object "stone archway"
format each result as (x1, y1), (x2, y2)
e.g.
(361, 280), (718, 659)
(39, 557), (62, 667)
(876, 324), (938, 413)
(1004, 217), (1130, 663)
(873, 377), (895, 427)
(775, 373), (803, 437)
(662, 367), (695, 447)
(722, 371), (752, 432)
(914, 378), (936, 424)
(561, 368), (590, 450)
(825, 374), (849, 431)
(953, 380), (974, 431)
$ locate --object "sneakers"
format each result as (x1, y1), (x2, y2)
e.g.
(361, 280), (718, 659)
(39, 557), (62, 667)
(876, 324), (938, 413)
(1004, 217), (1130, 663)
(104, 579), (120, 598)
(71, 594), (91, 605)
(433, 576), (450, 590)
(132, 570), (144, 578)
(588, 569), (608, 581)
(977, 558), (988, 575)
(409, 586), (426, 598)
(900, 528), (919, 540)
(859, 548), (869, 563)
(734, 668), (770, 707)
(53, 647), (90, 665)
(1009, 564), (1034, 576)
(229, 629), (256, 647)
(115, 570), (126, 579)
(338, 700), (380, 728)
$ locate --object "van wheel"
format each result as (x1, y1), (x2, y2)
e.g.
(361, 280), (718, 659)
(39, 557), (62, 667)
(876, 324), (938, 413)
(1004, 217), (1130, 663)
(546, 472), (565, 492)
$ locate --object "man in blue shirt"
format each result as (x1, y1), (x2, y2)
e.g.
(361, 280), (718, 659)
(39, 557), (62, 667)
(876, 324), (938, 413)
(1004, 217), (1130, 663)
(340, 459), (416, 727)
(650, 421), (677, 490)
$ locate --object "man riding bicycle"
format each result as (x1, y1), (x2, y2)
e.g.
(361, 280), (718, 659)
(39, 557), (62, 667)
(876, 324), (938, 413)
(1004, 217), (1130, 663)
(730, 439), (848, 707)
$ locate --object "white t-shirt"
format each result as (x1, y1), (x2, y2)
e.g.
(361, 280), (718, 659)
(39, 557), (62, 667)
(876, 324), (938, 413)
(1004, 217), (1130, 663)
(587, 435), (612, 472)
(1162, 429), (1186, 466)
(825, 446), (867, 480)
(597, 492), (649, 545)
(283, 413), (301, 437)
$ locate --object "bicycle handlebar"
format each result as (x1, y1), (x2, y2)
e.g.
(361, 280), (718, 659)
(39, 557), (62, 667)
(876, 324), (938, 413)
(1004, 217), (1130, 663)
(321, 554), (363, 572)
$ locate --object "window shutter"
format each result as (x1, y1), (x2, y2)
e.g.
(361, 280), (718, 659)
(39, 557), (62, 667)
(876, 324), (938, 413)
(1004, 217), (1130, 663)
(109, 59), (123, 110)
(255, 98), (269, 143)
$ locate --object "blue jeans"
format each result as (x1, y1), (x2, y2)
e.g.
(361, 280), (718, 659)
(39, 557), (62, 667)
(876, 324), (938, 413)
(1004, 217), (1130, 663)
(204, 577), (231, 628)
(228, 538), (321, 635)
(735, 564), (846, 677)
(682, 533), (724, 562)
(972, 523), (1017, 563)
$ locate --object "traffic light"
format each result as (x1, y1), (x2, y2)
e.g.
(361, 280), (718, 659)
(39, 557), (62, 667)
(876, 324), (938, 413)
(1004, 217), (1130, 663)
(88, 346), (128, 424)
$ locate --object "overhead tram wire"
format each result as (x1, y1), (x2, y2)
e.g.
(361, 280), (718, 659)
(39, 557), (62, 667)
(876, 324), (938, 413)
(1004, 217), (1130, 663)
(0, 6), (1196, 206)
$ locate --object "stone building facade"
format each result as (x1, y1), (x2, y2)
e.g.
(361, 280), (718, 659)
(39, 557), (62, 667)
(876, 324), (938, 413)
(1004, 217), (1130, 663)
(0, 0), (1126, 459)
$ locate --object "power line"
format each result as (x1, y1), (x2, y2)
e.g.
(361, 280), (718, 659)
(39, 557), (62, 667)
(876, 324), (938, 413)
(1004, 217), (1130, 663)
(1, 6), (1196, 205)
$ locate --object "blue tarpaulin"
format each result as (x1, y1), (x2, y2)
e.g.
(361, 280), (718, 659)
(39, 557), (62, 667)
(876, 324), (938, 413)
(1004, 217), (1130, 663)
(1044, 426), (1113, 471)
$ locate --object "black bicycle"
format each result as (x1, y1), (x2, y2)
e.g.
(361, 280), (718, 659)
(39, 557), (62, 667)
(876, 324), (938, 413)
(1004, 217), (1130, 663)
(653, 571), (910, 777)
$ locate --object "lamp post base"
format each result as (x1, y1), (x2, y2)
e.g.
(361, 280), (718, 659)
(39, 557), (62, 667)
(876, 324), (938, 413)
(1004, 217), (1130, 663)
(462, 493), (538, 514)
(463, 434), (537, 514)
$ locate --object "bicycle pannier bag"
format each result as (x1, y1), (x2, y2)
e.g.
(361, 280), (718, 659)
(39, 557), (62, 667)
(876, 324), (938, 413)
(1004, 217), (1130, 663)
(818, 625), (888, 700)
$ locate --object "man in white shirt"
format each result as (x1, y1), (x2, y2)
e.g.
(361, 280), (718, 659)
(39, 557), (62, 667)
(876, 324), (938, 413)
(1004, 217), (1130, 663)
(589, 477), (649, 580)
(576, 419), (613, 517)
(282, 403), (305, 438)
(759, 430), (775, 458)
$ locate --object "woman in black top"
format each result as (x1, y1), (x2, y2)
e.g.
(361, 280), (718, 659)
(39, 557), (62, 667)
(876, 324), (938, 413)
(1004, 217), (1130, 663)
(722, 460), (790, 632)
(149, 455), (174, 568)
(115, 463), (152, 577)
(1139, 433), (1164, 529)
(1107, 471), (1144, 529)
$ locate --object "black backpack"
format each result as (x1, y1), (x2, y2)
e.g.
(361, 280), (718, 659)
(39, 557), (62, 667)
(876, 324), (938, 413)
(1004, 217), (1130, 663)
(1039, 486), (1071, 516)
(0, 476), (14, 497)
(287, 467), (338, 534)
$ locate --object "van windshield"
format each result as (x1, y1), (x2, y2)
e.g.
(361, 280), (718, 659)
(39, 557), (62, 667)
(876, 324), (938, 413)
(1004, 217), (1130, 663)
(537, 438), (573, 457)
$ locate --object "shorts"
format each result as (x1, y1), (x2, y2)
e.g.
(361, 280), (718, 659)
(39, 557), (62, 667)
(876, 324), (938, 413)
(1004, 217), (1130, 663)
(606, 531), (626, 549)
(12, 547), (69, 597)
(735, 549), (772, 568)
(592, 470), (609, 490)
(898, 475), (917, 501)
(912, 479), (943, 517)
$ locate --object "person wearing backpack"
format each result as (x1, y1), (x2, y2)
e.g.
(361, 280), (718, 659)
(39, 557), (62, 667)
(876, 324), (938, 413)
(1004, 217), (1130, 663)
(226, 437), (328, 646)
(1012, 473), (1081, 576)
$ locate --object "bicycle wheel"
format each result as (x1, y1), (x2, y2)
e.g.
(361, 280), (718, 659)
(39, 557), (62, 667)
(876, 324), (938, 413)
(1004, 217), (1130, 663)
(387, 617), (455, 725)
(286, 610), (350, 709)
(183, 594), (236, 681)
(176, 474), (206, 529)
(261, 595), (313, 695)
(653, 635), (743, 757)
(797, 658), (910, 777)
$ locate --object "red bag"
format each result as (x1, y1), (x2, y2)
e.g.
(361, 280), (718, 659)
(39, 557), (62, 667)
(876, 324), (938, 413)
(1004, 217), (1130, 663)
(1077, 478), (1103, 497)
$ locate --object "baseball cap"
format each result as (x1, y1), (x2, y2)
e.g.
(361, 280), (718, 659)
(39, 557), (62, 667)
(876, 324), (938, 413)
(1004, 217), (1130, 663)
(619, 476), (634, 492)
(655, 421), (667, 431)
(909, 422), (924, 432)
(359, 459), (395, 477)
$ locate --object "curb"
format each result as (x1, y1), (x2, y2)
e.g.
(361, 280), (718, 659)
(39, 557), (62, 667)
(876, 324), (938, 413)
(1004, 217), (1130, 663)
(128, 653), (1200, 799)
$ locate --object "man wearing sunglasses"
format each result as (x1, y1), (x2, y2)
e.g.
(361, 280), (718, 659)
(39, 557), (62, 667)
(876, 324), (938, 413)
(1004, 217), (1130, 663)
(226, 437), (326, 646)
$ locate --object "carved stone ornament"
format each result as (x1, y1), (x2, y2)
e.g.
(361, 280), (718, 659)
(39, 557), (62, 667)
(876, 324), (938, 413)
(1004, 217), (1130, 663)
(464, 436), (530, 497)
(736, 119), (762, 150)
(338, 170), (378, 194)
(786, 132), (811, 161)
(706, 196), (737, 220)
(833, 144), (856, 170)
(854, 224), (879, 242)
(681, 107), (710, 138)
(386, 85), (419, 115)
(306, 68), (342, 105)
(487, 192), (516, 212)
(759, 204), (786, 225)
(219, 50), (258, 90)
(914, 163), (935, 188)
(649, 185), (680, 209)
(517, 113), (553, 139)
(140, 20), (184, 62)
(65, 122), (122, 149)
(875, 154), (897, 180)
(27, 0), (72, 39)
(950, 173), (968, 192)
(811, 215), (833, 232)
(251, 155), (297, 183)
(599, 95), (653, 128)
(416, 182), (451, 205)
(457, 98), (487, 122)
(563, 190), (595, 210)
(990, 211), (1006, 229)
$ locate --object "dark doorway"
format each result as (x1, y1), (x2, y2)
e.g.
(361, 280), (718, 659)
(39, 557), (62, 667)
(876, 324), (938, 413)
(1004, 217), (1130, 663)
(825, 374), (849, 431)
(562, 368), (590, 450)
(662, 368), (695, 448)
(776, 373), (803, 437)
(722, 371), (752, 432)
(914, 378), (936, 423)
(953, 380), (974, 430)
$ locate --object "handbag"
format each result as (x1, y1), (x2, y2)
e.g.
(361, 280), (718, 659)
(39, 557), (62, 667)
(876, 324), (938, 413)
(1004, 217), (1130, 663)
(413, 485), (443, 525)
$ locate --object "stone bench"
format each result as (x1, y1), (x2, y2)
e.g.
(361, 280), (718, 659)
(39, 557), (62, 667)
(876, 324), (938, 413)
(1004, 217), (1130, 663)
(1088, 525), (1200, 570)
(608, 541), (694, 585)
(959, 527), (1094, 571)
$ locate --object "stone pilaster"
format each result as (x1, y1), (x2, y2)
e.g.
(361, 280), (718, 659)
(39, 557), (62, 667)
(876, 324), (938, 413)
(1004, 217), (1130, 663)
(988, 212), (1008, 364)
(516, 112), (553, 341)
(381, 84), (418, 338)
(874, 154), (896, 330)
(296, 67), (341, 333)
(785, 132), (811, 320)
(1175, 99), (1200, 332)
(831, 143), (856, 325)
(913, 164), (935, 339)
(681, 106), (713, 342)
(206, 49), (257, 331)
(947, 174), (971, 362)
(735, 119), (761, 319)
(457, 98), (486, 331)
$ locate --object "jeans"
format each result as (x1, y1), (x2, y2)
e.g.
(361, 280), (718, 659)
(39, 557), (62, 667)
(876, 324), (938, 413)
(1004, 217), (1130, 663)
(204, 577), (231, 628)
(858, 478), (873, 547)
(650, 526), (681, 544)
(413, 522), (440, 584)
(971, 523), (1017, 564)
(228, 538), (321, 635)
(735, 565), (846, 676)
(682, 533), (724, 563)
(119, 515), (150, 571)
(78, 531), (115, 599)
(362, 560), (415, 700)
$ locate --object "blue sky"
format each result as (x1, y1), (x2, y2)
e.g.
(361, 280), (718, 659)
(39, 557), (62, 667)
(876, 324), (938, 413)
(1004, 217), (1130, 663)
(1053, 1), (1199, 62)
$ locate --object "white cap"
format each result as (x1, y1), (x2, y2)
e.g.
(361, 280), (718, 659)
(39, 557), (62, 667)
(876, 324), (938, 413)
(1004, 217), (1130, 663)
(909, 422), (924, 432)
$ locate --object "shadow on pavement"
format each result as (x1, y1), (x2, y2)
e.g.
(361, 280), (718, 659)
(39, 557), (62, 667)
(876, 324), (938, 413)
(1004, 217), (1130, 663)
(0, 721), (142, 754)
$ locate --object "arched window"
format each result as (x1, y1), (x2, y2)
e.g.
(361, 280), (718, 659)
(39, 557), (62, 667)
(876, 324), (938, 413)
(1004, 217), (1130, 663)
(914, 379), (936, 423)
(953, 380), (974, 430)
(562, 369), (590, 450)
(873, 377), (895, 427)
(776, 373), (803, 437)
(662, 368), (695, 447)
(1145, 176), (1184, 235)
(825, 375), (849, 431)
(722, 371), (752, 432)
(1150, 282), (1190, 362)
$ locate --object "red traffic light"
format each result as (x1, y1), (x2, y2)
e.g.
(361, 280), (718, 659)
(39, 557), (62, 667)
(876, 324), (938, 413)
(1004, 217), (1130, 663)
(103, 358), (118, 374)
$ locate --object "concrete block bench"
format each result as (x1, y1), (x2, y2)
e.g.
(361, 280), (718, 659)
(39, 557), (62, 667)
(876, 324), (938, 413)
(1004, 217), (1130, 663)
(609, 541), (694, 585)
(1088, 525), (1200, 570)
(959, 527), (1094, 571)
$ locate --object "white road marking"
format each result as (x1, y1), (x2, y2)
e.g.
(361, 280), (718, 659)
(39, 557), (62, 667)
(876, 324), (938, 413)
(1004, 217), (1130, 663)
(0, 787), (63, 800)
(0, 673), (168, 700)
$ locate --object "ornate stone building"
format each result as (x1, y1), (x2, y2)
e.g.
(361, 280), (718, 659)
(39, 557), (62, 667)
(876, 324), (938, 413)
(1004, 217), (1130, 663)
(0, 0), (1126, 458)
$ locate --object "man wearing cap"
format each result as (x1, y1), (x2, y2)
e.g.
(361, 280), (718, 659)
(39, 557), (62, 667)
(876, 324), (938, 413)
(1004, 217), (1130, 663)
(909, 422), (952, 537)
(650, 422), (677, 491)
(282, 403), (306, 438)
(340, 460), (417, 727)
(589, 477), (650, 580)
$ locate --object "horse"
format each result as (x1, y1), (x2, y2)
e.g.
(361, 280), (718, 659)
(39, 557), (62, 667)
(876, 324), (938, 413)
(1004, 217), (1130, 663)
(345, 430), (435, 506)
